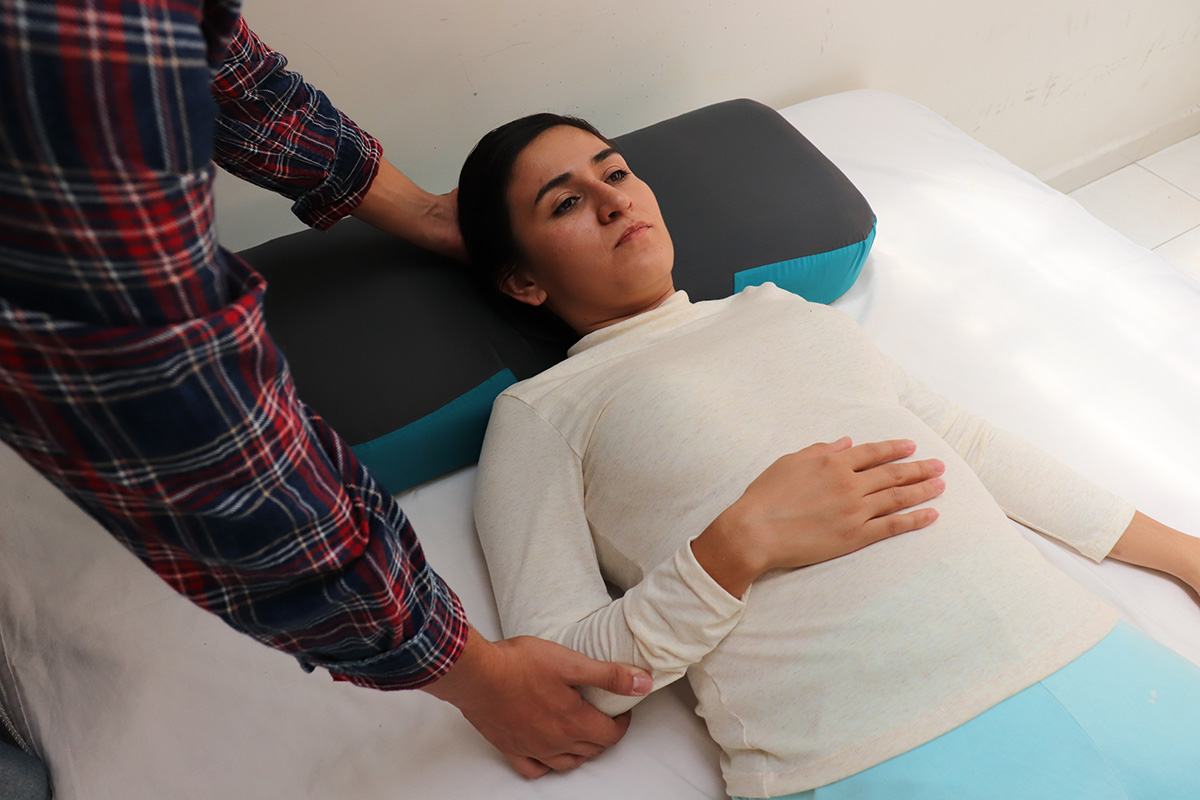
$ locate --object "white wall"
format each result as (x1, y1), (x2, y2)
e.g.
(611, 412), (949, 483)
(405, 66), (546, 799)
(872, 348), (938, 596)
(215, 0), (1200, 251)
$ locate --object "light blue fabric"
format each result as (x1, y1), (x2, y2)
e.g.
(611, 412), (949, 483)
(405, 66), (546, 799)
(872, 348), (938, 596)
(733, 221), (876, 304)
(351, 369), (517, 493)
(734, 622), (1200, 800)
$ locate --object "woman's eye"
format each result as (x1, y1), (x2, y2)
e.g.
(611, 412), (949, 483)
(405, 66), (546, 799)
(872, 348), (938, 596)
(606, 168), (630, 183)
(553, 196), (578, 216)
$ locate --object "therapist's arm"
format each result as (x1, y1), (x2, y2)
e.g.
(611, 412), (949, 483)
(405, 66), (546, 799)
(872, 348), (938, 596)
(353, 160), (467, 261)
(212, 18), (465, 260)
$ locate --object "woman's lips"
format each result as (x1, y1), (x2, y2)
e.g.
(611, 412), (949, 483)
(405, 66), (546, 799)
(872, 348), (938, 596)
(616, 221), (650, 247)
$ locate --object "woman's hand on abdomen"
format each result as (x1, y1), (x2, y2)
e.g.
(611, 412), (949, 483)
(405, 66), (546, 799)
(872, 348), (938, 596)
(690, 437), (945, 598)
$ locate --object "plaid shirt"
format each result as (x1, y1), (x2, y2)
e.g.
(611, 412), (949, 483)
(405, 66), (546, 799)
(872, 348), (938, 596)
(0, 1), (467, 690)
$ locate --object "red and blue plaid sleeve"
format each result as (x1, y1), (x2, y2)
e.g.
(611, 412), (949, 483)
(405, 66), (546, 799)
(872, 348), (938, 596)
(0, 0), (466, 690)
(212, 17), (382, 230)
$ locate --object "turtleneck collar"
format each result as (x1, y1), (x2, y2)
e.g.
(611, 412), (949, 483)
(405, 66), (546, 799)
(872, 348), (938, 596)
(567, 290), (702, 357)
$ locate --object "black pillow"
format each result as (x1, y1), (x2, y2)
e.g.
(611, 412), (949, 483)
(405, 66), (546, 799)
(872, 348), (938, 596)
(239, 99), (875, 493)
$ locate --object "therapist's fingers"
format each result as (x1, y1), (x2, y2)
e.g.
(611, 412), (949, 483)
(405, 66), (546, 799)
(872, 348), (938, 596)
(520, 721), (628, 774)
(560, 648), (653, 699)
(537, 753), (590, 772)
(506, 754), (552, 779)
(603, 711), (634, 748)
(575, 711), (633, 758)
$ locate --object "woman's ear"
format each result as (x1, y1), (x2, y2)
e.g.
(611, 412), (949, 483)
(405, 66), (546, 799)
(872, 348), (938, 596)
(499, 265), (548, 307)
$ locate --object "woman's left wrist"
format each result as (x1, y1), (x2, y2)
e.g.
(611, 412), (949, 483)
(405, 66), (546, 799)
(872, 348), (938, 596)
(1174, 533), (1200, 594)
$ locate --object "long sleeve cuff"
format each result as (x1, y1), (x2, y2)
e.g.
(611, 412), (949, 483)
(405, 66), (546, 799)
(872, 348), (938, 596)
(624, 539), (749, 668)
(211, 17), (383, 231)
(290, 118), (382, 230)
(579, 540), (747, 716)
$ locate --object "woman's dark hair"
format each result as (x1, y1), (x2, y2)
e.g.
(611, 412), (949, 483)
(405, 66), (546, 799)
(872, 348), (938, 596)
(457, 113), (615, 295)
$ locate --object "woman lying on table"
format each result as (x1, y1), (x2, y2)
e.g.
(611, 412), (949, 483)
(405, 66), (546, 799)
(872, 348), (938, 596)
(459, 113), (1200, 800)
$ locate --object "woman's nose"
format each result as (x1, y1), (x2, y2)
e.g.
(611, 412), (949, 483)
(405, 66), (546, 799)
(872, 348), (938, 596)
(596, 182), (632, 221)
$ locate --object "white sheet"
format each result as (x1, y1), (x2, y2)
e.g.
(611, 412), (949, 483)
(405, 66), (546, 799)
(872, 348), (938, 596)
(2, 89), (1197, 799)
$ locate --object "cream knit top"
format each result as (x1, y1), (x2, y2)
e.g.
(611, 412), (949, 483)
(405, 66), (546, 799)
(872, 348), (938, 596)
(474, 285), (1133, 797)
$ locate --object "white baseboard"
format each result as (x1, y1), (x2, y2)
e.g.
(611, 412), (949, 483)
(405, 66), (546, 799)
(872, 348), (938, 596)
(1044, 104), (1200, 193)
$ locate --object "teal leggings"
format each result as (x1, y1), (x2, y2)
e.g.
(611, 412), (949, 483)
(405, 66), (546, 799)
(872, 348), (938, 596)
(735, 622), (1200, 800)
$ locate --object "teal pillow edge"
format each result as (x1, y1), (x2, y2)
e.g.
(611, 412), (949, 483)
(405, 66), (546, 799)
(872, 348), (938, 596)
(351, 368), (517, 494)
(733, 219), (876, 303)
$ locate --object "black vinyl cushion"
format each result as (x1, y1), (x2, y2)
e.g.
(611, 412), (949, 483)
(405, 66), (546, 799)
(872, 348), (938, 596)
(239, 98), (875, 493)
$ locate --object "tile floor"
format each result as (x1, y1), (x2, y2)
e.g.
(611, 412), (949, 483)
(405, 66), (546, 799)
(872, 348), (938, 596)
(1068, 133), (1200, 282)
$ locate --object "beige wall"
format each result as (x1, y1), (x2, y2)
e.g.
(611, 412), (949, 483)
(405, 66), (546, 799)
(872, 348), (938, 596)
(215, 0), (1200, 251)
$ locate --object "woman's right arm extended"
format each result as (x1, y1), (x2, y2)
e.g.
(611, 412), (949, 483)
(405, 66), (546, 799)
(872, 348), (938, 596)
(475, 397), (946, 716)
(476, 396), (740, 717)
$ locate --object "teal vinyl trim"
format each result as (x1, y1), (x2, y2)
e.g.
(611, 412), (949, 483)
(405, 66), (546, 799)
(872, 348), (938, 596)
(733, 220), (876, 303)
(352, 368), (518, 494)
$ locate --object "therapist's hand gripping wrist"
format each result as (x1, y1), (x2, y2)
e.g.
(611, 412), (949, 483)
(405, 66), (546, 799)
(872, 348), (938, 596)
(421, 625), (652, 779)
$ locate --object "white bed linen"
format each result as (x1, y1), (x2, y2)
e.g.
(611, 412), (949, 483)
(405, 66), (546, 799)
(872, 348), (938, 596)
(1, 89), (1197, 800)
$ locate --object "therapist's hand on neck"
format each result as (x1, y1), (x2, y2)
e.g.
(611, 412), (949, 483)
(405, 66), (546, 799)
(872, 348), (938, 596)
(420, 625), (652, 778)
(353, 158), (468, 263)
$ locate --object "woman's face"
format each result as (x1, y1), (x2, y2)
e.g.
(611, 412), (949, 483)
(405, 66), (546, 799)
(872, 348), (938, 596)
(503, 125), (675, 334)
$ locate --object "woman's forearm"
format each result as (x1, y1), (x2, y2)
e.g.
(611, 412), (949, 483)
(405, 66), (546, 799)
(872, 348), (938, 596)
(1107, 511), (1200, 592)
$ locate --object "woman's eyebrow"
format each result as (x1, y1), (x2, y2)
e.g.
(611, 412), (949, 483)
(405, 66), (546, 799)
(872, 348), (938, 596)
(591, 146), (619, 164)
(533, 147), (622, 207)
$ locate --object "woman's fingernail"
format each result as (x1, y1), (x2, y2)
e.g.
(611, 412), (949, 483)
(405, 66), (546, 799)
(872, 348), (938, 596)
(632, 673), (653, 695)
